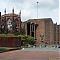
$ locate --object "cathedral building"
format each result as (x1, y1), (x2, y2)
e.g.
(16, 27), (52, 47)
(24, 18), (60, 46)
(54, 23), (60, 45)
(0, 9), (60, 46)
(0, 9), (21, 33)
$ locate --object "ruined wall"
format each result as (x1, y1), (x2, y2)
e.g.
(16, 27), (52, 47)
(0, 37), (21, 47)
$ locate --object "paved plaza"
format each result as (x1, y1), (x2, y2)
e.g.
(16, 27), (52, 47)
(0, 48), (60, 60)
(22, 48), (60, 51)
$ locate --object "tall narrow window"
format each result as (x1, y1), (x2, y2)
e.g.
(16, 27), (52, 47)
(7, 19), (12, 31)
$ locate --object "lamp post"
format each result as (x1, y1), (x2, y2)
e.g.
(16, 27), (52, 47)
(37, 1), (39, 19)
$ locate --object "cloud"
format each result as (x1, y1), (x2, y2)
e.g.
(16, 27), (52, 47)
(0, 0), (59, 24)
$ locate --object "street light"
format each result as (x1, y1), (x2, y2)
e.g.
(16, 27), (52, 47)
(36, 1), (39, 19)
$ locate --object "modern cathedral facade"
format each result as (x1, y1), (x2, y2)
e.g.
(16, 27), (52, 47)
(24, 18), (60, 46)
(0, 9), (60, 46)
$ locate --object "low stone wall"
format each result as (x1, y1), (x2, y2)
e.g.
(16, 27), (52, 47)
(0, 37), (21, 47)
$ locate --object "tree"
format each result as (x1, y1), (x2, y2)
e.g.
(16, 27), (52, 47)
(26, 36), (35, 45)
(20, 35), (35, 46)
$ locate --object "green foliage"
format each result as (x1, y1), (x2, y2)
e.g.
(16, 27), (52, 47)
(0, 47), (8, 52)
(21, 35), (35, 45)
(14, 31), (25, 35)
(14, 32), (21, 35)
(26, 36), (34, 45)
(0, 34), (35, 46)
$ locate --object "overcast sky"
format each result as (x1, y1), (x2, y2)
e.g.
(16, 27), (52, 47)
(0, 0), (59, 24)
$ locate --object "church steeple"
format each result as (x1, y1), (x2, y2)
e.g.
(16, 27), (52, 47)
(12, 8), (14, 14)
(4, 8), (6, 14)
(19, 10), (21, 17)
(20, 10), (21, 15)
(18, 10), (21, 18)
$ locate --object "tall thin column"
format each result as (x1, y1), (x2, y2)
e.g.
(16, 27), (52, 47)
(12, 8), (15, 33)
(34, 24), (36, 40)
(37, 1), (39, 19)
(0, 12), (1, 33)
(30, 23), (31, 36)
(4, 8), (7, 33)
(26, 23), (27, 36)
(18, 10), (21, 33)
(0, 12), (1, 25)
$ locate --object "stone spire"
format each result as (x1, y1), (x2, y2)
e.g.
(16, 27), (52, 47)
(12, 8), (14, 14)
(19, 10), (21, 18)
(4, 8), (6, 14)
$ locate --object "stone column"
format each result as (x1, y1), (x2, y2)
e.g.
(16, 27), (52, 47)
(26, 23), (27, 36)
(4, 14), (7, 33)
(30, 23), (31, 36)
(0, 12), (1, 33)
(34, 24), (36, 39)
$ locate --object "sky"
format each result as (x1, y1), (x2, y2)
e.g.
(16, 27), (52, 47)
(0, 0), (59, 24)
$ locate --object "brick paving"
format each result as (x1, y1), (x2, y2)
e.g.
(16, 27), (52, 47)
(0, 50), (60, 60)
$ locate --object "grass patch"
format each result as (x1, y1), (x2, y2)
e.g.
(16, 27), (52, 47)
(0, 47), (9, 53)
(0, 47), (21, 53)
